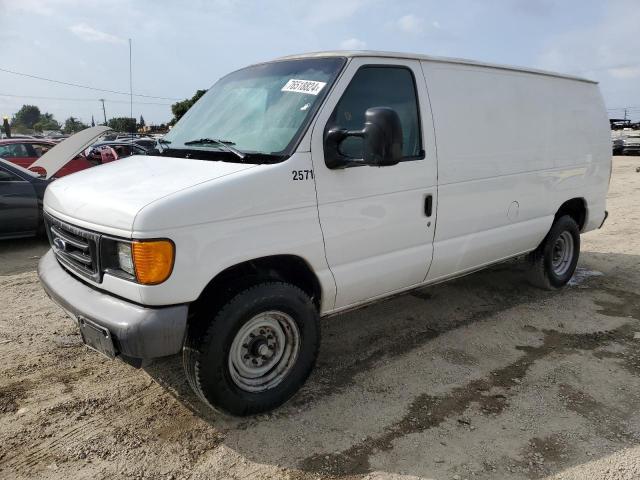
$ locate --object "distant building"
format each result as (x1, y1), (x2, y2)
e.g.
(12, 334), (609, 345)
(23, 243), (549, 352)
(139, 124), (169, 134)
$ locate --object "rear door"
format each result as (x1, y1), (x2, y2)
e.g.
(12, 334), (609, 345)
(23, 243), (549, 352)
(0, 166), (38, 237)
(310, 57), (438, 309)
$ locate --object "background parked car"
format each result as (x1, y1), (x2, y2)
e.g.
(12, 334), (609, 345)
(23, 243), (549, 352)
(85, 141), (148, 164)
(0, 158), (49, 239)
(128, 137), (156, 150)
(0, 138), (93, 177)
(621, 133), (640, 155)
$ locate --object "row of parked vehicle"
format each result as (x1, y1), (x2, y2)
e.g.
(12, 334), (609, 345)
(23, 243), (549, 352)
(0, 131), (159, 239)
(0, 134), (157, 177)
(612, 130), (640, 155)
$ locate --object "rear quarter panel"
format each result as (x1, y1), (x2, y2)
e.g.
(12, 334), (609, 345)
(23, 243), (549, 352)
(421, 61), (610, 280)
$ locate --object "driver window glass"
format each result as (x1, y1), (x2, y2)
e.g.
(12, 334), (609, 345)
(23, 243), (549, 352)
(328, 66), (422, 159)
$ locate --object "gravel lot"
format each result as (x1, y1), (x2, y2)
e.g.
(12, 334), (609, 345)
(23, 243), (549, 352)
(1, 156), (639, 480)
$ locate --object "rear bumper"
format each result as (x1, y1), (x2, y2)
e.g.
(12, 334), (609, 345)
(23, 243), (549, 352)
(38, 249), (188, 360)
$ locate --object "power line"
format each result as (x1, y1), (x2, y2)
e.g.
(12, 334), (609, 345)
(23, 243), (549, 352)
(0, 92), (171, 106)
(0, 66), (180, 101)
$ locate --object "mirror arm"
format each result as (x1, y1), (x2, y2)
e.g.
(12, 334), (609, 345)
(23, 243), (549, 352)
(325, 128), (366, 169)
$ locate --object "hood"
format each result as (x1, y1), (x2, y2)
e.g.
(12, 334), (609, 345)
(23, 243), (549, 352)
(44, 155), (256, 233)
(29, 126), (112, 178)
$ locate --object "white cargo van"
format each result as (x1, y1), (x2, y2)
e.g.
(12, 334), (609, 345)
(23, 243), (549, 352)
(38, 51), (611, 415)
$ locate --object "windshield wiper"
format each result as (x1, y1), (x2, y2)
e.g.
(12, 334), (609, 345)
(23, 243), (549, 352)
(183, 138), (246, 160)
(156, 138), (171, 153)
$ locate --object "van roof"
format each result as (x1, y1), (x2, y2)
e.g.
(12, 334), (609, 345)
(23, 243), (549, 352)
(276, 50), (597, 84)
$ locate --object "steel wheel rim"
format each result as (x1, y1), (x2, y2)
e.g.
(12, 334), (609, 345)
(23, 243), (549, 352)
(228, 311), (300, 393)
(551, 231), (574, 276)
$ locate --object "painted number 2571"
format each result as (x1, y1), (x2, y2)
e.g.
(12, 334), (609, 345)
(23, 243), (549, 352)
(292, 170), (314, 181)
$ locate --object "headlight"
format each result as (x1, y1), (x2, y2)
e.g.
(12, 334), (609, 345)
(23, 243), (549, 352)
(117, 242), (134, 276)
(101, 238), (174, 285)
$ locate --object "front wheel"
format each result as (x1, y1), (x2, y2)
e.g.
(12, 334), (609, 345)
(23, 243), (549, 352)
(183, 282), (320, 416)
(527, 215), (580, 290)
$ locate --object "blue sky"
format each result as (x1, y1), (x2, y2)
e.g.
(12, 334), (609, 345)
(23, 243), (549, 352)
(0, 0), (639, 125)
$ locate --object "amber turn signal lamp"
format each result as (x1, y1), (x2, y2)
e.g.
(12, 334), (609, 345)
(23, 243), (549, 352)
(131, 240), (175, 285)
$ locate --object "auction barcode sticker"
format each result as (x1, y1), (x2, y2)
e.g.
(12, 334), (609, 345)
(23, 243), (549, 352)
(281, 79), (327, 95)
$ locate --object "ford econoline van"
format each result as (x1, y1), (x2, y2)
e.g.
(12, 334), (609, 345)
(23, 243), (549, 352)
(38, 51), (611, 415)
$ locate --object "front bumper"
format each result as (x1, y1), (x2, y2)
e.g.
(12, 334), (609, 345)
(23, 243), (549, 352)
(38, 249), (188, 361)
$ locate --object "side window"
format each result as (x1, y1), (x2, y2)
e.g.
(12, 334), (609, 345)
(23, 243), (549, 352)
(31, 143), (53, 157)
(0, 143), (30, 158)
(0, 168), (20, 181)
(328, 66), (422, 159)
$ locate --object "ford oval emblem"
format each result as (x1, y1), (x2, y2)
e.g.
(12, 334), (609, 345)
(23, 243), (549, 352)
(53, 237), (67, 251)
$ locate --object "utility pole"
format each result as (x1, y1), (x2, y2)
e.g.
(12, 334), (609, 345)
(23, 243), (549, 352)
(99, 99), (107, 125)
(624, 108), (628, 121)
(129, 38), (133, 137)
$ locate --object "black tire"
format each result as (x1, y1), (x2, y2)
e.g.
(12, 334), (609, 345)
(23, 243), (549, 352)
(527, 215), (580, 290)
(183, 281), (320, 416)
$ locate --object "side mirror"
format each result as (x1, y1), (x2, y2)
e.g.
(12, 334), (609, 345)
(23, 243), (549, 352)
(324, 107), (403, 169)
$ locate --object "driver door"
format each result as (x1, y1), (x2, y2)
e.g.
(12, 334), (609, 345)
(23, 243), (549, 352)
(0, 166), (38, 237)
(310, 57), (438, 310)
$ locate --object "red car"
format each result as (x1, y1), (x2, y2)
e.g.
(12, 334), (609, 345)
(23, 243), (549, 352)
(0, 139), (93, 177)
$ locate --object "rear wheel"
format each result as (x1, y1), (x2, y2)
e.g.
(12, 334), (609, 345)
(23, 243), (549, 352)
(183, 281), (320, 416)
(527, 215), (580, 290)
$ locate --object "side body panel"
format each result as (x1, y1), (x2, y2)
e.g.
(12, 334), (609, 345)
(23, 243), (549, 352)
(421, 61), (611, 282)
(310, 57), (439, 309)
(0, 172), (39, 237)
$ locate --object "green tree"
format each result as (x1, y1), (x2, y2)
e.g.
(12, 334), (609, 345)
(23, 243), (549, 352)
(139, 115), (145, 128)
(170, 89), (206, 125)
(63, 117), (88, 134)
(33, 112), (61, 132)
(107, 117), (136, 132)
(11, 105), (41, 130)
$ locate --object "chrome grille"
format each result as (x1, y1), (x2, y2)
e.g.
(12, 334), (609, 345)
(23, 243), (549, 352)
(45, 213), (101, 282)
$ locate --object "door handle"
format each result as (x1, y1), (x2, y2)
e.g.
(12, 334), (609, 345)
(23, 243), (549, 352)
(424, 194), (433, 217)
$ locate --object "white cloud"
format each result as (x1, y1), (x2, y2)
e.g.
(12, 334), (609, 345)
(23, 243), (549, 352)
(608, 66), (640, 80)
(2, 0), (55, 15)
(396, 14), (424, 35)
(340, 38), (367, 50)
(2, 0), (91, 16)
(300, 0), (366, 26)
(69, 23), (125, 44)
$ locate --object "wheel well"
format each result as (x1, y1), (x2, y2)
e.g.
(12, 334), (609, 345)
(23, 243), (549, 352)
(190, 255), (322, 323)
(555, 198), (586, 231)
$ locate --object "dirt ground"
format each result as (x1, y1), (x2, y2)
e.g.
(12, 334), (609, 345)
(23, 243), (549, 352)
(1, 157), (640, 480)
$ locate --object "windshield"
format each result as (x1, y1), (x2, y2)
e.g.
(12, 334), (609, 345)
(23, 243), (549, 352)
(163, 57), (346, 160)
